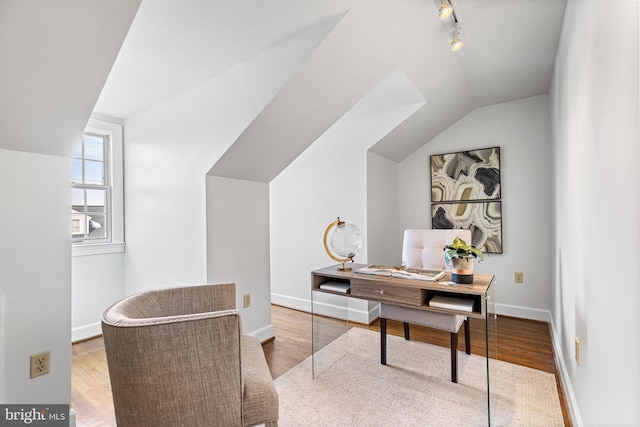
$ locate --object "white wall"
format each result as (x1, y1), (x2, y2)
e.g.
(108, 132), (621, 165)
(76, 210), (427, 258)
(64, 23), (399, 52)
(123, 35), (315, 293)
(71, 118), (125, 342)
(71, 253), (125, 341)
(206, 176), (272, 341)
(551, 0), (639, 424)
(269, 114), (372, 322)
(367, 151), (401, 265)
(398, 95), (552, 319)
(121, 25), (333, 342)
(270, 71), (425, 322)
(0, 149), (71, 403)
(270, 115), (371, 317)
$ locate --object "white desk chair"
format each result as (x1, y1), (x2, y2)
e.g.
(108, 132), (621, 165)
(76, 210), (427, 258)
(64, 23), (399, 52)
(379, 229), (472, 383)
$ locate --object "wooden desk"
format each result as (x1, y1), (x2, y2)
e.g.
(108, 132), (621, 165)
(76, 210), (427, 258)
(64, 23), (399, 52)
(311, 263), (494, 319)
(310, 263), (496, 424)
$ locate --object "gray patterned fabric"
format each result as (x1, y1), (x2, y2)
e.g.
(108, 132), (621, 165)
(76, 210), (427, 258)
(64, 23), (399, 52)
(380, 303), (464, 333)
(101, 283), (278, 427)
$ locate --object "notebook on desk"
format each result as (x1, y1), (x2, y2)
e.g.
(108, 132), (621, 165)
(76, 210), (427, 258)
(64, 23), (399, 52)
(428, 295), (475, 312)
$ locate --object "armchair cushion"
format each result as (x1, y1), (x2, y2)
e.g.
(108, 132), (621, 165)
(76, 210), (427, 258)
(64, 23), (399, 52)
(241, 335), (279, 426)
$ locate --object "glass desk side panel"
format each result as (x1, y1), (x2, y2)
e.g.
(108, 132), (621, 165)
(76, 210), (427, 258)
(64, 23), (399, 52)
(311, 289), (350, 378)
(486, 279), (498, 426)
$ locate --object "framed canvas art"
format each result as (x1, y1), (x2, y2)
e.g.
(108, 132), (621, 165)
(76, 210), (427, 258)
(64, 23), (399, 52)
(430, 147), (501, 203)
(431, 201), (502, 254)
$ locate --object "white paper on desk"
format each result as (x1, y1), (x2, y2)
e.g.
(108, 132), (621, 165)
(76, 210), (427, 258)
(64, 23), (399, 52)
(355, 265), (444, 281)
(354, 265), (400, 276)
(392, 268), (445, 281)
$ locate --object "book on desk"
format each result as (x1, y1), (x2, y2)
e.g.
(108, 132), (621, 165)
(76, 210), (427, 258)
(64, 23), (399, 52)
(428, 295), (475, 312)
(354, 264), (445, 282)
(318, 281), (351, 294)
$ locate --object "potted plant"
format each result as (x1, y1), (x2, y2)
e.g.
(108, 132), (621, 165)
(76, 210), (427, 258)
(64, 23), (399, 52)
(444, 237), (484, 284)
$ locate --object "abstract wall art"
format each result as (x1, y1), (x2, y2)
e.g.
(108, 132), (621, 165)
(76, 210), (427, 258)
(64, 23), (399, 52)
(430, 147), (501, 202)
(431, 201), (502, 254)
(430, 146), (502, 254)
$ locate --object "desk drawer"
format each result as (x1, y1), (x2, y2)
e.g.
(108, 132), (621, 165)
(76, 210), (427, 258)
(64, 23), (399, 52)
(350, 279), (424, 306)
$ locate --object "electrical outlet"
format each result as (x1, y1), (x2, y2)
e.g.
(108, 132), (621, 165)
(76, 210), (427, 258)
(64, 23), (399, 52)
(514, 272), (524, 283)
(575, 337), (580, 365)
(243, 293), (251, 308)
(30, 351), (50, 378)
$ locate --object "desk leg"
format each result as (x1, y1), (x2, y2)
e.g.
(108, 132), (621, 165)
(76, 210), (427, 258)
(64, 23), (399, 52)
(450, 332), (458, 383)
(403, 322), (410, 340)
(380, 318), (387, 365)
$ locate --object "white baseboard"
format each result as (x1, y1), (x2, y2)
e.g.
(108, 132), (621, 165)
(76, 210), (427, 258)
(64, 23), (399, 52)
(271, 293), (310, 313)
(271, 293), (376, 324)
(309, 299), (372, 324)
(248, 323), (275, 343)
(494, 302), (551, 322)
(548, 317), (583, 426)
(72, 322), (102, 343)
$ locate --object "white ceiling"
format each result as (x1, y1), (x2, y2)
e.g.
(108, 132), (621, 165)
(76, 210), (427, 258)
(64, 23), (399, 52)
(94, 0), (347, 118)
(0, 0), (141, 157)
(92, 0), (566, 171)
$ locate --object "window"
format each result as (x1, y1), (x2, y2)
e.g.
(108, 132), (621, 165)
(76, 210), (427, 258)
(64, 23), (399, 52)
(72, 118), (124, 254)
(72, 133), (110, 241)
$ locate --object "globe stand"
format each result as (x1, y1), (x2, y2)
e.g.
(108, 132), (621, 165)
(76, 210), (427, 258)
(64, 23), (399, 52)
(337, 261), (353, 272)
(323, 217), (362, 271)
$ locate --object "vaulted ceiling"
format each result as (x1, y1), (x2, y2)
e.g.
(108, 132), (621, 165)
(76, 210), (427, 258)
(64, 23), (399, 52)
(2, 0), (566, 169)
(0, 0), (141, 157)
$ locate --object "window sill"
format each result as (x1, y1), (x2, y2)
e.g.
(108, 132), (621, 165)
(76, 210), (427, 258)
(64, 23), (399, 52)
(72, 242), (125, 257)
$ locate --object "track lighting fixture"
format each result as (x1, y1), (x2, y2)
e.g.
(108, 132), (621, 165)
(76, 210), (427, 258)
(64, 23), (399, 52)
(434, 0), (464, 52)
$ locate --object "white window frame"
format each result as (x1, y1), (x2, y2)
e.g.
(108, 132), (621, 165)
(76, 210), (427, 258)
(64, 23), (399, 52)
(72, 118), (125, 256)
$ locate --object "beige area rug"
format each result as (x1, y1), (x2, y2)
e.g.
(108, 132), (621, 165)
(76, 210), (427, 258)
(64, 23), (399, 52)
(274, 327), (563, 426)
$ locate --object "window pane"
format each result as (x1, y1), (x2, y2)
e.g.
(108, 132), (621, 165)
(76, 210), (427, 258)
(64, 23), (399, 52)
(86, 189), (105, 211)
(71, 188), (85, 210)
(84, 160), (104, 185)
(83, 135), (104, 161)
(88, 214), (106, 238)
(71, 159), (83, 183)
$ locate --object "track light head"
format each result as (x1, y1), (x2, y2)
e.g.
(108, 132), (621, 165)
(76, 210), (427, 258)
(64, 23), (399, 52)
(438, 0), (453, 20)
(450, 24), (464, 51)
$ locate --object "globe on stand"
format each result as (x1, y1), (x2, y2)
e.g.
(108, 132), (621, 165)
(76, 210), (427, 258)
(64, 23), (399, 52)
(323, 217), (363, 271)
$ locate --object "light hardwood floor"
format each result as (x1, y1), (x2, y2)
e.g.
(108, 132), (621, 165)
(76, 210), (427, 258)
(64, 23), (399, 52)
(72, 304), (571, 426)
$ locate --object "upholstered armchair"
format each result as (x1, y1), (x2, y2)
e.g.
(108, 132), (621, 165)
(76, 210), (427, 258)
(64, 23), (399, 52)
(380, 229), (472, 383)
(101, 283), (278, 427)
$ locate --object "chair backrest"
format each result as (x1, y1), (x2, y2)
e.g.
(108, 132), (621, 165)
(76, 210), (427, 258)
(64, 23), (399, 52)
(402, 229), (471, 270)
(101, 283), (244, 427)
